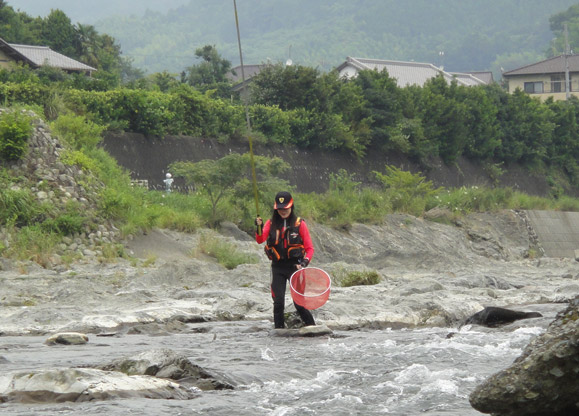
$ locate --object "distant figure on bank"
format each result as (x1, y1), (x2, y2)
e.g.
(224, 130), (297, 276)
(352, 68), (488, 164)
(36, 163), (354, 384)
(163, 172), (174, 192)
(255, 191), (316, 329)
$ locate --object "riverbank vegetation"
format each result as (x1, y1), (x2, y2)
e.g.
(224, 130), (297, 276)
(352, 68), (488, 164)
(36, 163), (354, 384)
(2, 3), (579, 264)
(1, 106), (579, 265)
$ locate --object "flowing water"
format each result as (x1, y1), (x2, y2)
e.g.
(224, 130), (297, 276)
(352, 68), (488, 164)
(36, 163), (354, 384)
(0, 303), (562, 416)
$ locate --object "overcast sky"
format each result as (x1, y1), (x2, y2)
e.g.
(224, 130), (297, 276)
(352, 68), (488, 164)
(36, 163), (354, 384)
(7, 0), (191, 23)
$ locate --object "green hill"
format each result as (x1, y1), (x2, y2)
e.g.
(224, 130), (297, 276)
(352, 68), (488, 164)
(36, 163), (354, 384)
(39, 0), (579, 78)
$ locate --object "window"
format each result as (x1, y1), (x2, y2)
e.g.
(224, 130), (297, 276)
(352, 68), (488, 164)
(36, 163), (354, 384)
(550, 74), (571, 92)
(524, 81), (543, 94)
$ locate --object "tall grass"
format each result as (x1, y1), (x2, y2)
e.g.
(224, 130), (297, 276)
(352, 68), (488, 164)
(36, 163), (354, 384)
(195, 231), (259, 269)
(4, 225), (59, 267)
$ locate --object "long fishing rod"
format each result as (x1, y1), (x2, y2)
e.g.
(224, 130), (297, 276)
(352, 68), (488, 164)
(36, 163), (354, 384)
(233, 0), (261, 234)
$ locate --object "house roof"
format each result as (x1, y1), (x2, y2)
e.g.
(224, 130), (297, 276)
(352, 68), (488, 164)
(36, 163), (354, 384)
(461, 71), (494, 84)
(336, 57), (488, 87)
(0, 37), (95, 72)
(503, 55), (579, 76)
(228, 64), (266, 83)
(449, 72), (487, 86)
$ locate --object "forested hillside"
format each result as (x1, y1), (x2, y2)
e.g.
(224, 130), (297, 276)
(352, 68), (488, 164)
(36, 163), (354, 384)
(8, 0), (579, 78)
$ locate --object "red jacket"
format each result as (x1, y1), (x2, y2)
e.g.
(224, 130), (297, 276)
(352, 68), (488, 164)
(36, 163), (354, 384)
(256, 218), (314, 262)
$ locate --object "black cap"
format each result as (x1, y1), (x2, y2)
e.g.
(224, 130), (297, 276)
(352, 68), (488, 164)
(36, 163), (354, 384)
(274, 191), (294, 209)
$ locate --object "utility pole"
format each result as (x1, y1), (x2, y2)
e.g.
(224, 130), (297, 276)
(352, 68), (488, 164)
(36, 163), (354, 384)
(564, 23), (570, 100)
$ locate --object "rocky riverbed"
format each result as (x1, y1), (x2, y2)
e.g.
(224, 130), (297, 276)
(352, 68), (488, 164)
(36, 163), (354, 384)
(2, 211), (578, 337)
(1, 211), (579, 414)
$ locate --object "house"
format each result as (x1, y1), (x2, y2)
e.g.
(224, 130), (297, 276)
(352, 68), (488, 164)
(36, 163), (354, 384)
(227, 64), (267, 94)
(0, 37), (95, 75)
(335, 56), (491, 88)
(502, 54), (579, 101)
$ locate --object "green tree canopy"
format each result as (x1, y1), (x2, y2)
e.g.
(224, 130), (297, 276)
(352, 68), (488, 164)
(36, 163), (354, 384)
(169, 152), (291, 225)
(183, 45), (233, 97)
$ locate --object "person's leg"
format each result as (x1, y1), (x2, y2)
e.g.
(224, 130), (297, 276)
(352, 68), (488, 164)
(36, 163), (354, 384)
(270, 265), (288, 328)
(294, 302), (315, 326)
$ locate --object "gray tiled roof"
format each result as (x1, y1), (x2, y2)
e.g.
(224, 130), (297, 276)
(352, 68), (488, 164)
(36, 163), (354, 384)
(503, 55), (579, 76)
(228, 64), (265, 83)
(337, 57), (487, 87)
(8, 43), (95, 72)
(449, 72), (486, 86)
(463, 71), (494, 84)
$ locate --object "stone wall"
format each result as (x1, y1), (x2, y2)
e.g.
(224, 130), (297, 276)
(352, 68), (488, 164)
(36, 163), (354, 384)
(0, 110), (122, 266)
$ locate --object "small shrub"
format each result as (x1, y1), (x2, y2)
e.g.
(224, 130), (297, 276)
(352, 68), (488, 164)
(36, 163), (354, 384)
(374, 165), (440, 216)
(0, 186), (42, 227)
(0, 110), (33, 161)
(60, 149), (99, 171)
(340, 270), (382, 287)
(40, 201), (89, 235)
(100, 243), (128, 262)
(51, 114), (104, 150)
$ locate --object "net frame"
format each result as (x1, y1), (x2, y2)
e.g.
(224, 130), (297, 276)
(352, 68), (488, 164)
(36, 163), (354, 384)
(289, 267), (331, 310)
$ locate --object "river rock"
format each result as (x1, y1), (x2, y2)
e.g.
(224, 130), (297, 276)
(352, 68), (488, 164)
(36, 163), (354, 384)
(463, 306), (542, 328)
(97, 348), (234, 391)
(0, 367), (197, 403)
(469, 296), (579, 416)
(270, 324), (333, 337)
(45, 332), (89, 345)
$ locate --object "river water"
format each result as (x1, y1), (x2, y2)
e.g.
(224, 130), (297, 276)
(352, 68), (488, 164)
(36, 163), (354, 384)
(0, 303), (561, 416)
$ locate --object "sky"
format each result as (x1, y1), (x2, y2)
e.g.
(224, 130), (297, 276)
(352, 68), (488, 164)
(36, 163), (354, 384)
(7, 0), (191, 23)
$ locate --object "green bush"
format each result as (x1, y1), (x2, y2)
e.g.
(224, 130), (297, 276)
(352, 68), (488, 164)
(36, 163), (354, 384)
(299, 170), (391, 228)
(51, 114), (105, 150)
(340, 270), (382, 287)
(40, 201), (89, 235)
(0, 186), (42, 226)
(5, 224), (59, 266)
(0, 81), (47, 107)
(60, 149), (99, 171)
(0, 110), (33, 161)
(374, 165), (440, 216)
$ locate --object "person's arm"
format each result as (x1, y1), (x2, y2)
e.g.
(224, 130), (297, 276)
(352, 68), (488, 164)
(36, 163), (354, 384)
(255, 219), (270, 244)
(299, 220), (314, 263)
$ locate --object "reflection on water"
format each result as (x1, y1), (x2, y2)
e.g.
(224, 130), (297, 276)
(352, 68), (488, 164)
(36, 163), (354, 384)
(0, 304), (561, 416)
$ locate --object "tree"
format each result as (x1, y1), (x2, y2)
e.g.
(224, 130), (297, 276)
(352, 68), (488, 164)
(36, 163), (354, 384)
(74, 23), (100, 68)
(497, 89), (555, 166)
(352, 69), (404, 150)
(0, 2), (39, 44)
(416, 75), (468, 164)
(183, 45), (232, 97)
(169, 153), (290, 225)
(548, 4), (579, 57)
(41, 9), (77, 57)
(250, 63), (321, 111)
(457, 84), (502, 160)
(546, 97), (579, 184)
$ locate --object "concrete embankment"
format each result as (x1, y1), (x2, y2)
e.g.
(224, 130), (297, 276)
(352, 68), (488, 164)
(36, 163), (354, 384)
(102, 132), (552, 195)
(526, 210), (579, 258)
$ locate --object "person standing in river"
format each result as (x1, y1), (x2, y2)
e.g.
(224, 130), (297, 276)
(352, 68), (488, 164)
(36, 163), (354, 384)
(255, 191), (316, 329)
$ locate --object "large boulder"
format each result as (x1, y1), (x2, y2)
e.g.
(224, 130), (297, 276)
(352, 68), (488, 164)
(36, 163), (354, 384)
(463, 306), (542, 328)
(45, 332), (89, 345)
(0, 368), (197, 403)
(97, 348), (234, 391)
(469, 297), (579, 415)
